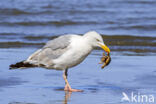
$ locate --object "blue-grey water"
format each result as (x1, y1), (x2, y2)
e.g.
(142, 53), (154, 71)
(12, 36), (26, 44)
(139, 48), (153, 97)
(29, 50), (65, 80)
(0, 0), (156, 104)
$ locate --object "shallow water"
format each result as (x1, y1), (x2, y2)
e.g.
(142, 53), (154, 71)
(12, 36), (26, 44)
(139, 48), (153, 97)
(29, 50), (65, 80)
(0, 0), (156, 104)
(0, 49), (156, 104)
(0, 0), (156, 37)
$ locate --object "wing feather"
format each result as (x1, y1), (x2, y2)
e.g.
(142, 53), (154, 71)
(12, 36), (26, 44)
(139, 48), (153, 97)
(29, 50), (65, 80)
(26, 35), (71, 67)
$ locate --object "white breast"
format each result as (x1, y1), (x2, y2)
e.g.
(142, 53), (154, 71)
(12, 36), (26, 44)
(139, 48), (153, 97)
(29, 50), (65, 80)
(53, 35), (93, 70)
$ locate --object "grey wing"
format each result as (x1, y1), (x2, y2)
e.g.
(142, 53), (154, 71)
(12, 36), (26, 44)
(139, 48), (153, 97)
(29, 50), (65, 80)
(26, 35), (71, 67)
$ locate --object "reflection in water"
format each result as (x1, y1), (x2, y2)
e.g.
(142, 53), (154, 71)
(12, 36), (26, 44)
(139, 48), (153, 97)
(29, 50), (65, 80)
(8, 91), (72, 104)
(63, 91), (72, 104)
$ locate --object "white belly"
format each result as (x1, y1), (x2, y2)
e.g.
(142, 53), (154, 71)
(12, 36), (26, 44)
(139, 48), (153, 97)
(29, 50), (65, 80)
(53, 42), (93, 70)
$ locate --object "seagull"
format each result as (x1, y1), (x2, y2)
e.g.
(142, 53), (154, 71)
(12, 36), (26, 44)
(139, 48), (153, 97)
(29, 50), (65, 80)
(9, 31), (110, 92)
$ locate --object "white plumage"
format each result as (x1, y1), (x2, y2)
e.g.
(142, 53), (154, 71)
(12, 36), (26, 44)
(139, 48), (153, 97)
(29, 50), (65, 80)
(26, 31), (104, 70)
(10, 31), (110, 92)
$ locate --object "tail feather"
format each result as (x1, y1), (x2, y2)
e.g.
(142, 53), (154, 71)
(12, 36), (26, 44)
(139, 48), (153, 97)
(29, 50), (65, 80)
(9, 61), (36, 69)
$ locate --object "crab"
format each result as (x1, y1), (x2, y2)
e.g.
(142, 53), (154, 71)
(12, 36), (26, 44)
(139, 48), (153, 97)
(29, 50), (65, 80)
(99, 52), (111, 69)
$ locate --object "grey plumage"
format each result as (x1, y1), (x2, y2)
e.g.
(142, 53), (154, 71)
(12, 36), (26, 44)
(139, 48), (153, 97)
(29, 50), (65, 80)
(27, 35), (71, 67)
(10, 35), (72, 69)
(44, 35), (71, 50)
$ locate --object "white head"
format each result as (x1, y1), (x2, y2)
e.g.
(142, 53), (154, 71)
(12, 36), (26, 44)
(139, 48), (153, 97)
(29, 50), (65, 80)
(84, 31), (110, 53)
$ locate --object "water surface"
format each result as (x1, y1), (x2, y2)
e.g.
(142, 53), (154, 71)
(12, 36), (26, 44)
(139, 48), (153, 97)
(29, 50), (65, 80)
(0, 0), (156, 104)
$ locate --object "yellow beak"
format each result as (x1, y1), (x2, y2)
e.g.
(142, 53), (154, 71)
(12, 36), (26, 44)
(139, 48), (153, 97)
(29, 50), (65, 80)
(100, 44), (110, 53)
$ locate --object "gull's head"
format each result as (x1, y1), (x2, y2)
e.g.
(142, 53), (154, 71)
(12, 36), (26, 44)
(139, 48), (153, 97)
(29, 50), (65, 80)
(84, 31), (110, 53)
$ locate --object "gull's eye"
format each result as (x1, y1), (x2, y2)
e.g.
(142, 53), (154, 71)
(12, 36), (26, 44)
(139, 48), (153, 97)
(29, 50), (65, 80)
(96, 39), (100, 42)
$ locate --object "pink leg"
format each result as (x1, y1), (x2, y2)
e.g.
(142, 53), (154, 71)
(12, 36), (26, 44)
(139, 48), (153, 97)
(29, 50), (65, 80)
(63, 69), (83, 92)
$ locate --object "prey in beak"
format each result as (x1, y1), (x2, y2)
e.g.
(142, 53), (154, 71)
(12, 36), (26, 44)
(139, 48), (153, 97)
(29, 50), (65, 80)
(98, 43), (111, 69)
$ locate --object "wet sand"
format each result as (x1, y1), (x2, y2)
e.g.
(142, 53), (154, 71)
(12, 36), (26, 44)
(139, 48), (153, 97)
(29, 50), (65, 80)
(0, 48), (156, 104)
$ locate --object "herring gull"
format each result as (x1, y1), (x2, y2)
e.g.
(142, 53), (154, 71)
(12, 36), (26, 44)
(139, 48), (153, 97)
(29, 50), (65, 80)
(9, 31), (110, 92)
